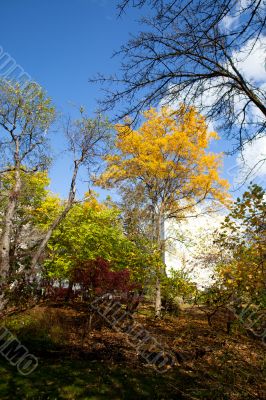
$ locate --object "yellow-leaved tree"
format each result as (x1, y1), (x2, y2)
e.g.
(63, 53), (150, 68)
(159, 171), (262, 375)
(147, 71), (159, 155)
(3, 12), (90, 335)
(97, 105), (230, 316)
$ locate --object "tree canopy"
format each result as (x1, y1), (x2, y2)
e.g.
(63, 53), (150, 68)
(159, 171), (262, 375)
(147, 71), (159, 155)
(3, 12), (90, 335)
(93, 0), (266, 155)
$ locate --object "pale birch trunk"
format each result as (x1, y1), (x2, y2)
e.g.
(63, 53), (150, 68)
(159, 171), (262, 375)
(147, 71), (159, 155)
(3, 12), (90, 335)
(0, 140), (21, 281)
(155, 276), (162, 317)
(154, 207), (165, 318)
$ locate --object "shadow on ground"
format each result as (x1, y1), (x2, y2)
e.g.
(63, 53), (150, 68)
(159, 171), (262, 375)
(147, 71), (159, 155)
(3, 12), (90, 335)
(0, 356), (204, 400)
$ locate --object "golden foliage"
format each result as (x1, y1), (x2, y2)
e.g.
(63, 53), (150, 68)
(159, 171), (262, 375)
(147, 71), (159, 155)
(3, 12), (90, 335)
(97, 106), (230, 215)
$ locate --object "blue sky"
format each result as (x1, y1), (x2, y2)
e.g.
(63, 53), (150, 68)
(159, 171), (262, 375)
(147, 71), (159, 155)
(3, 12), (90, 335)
(0, 0), (145, 199)
(0, 0), (259, 200)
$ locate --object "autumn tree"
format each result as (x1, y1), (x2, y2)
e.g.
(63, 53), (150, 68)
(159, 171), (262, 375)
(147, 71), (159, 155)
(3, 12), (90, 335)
(96, 105), (230, 316)
(70, 258), (136, 299)
(0, 80), (55, 281)
(216, 184), (266, 306)
(196, 184), (265, 333)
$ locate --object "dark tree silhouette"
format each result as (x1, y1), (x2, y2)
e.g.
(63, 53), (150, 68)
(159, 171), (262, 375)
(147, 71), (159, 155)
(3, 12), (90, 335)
(92, 0), (266, 153)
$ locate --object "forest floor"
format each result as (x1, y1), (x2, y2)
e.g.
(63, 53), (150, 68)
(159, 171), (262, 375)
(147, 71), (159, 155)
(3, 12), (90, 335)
(0, 301), (265, 399)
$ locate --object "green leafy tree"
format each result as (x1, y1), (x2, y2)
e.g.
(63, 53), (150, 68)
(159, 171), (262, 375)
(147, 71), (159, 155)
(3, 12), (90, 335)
(0, 171), (59, 277)
(42, 194), (157, 288)
(0, 80), (55, 280)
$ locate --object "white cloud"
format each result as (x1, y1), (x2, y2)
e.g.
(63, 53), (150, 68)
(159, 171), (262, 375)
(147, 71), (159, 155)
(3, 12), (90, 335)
(221, 0), (262, 32)
(235, 136), (266, 185)
(222, 14), (236, 31)
(161, 15), (266, 178)
(232, 36), (266, 83)
(163, 35), (266, 132)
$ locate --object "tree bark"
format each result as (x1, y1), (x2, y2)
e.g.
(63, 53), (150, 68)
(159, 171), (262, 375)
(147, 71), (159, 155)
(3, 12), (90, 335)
(0, 141), (21, 281)
(154, 207), (165, 318)
(30, 160), (80, 275)
(65, 280), (73, 301)
(155, 276), (162, 317)
(30, 203), (73, 272)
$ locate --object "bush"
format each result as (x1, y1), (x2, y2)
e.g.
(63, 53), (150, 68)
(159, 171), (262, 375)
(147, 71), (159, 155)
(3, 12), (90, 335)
(161, 294), (181, 316)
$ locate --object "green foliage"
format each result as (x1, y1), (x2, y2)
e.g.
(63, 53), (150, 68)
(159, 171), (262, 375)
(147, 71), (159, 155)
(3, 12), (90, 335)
(163, 268), (197, 300)
(161, 268), (197, 314)
(0, 171), (59, 273)
(0, 80), (55, 170)
(0, 170), (50, 215)
(43, 195), (157, 283)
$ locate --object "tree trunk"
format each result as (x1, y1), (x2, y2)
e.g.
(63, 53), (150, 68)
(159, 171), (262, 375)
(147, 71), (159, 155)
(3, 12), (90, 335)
(65, 280), (73, 301)
(30, 160), (80, 275)
(30, 204), (73, 273)
(153, 208), (165, 318)
(0, 163), (21, 281)
(155, 276), (161, 317)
